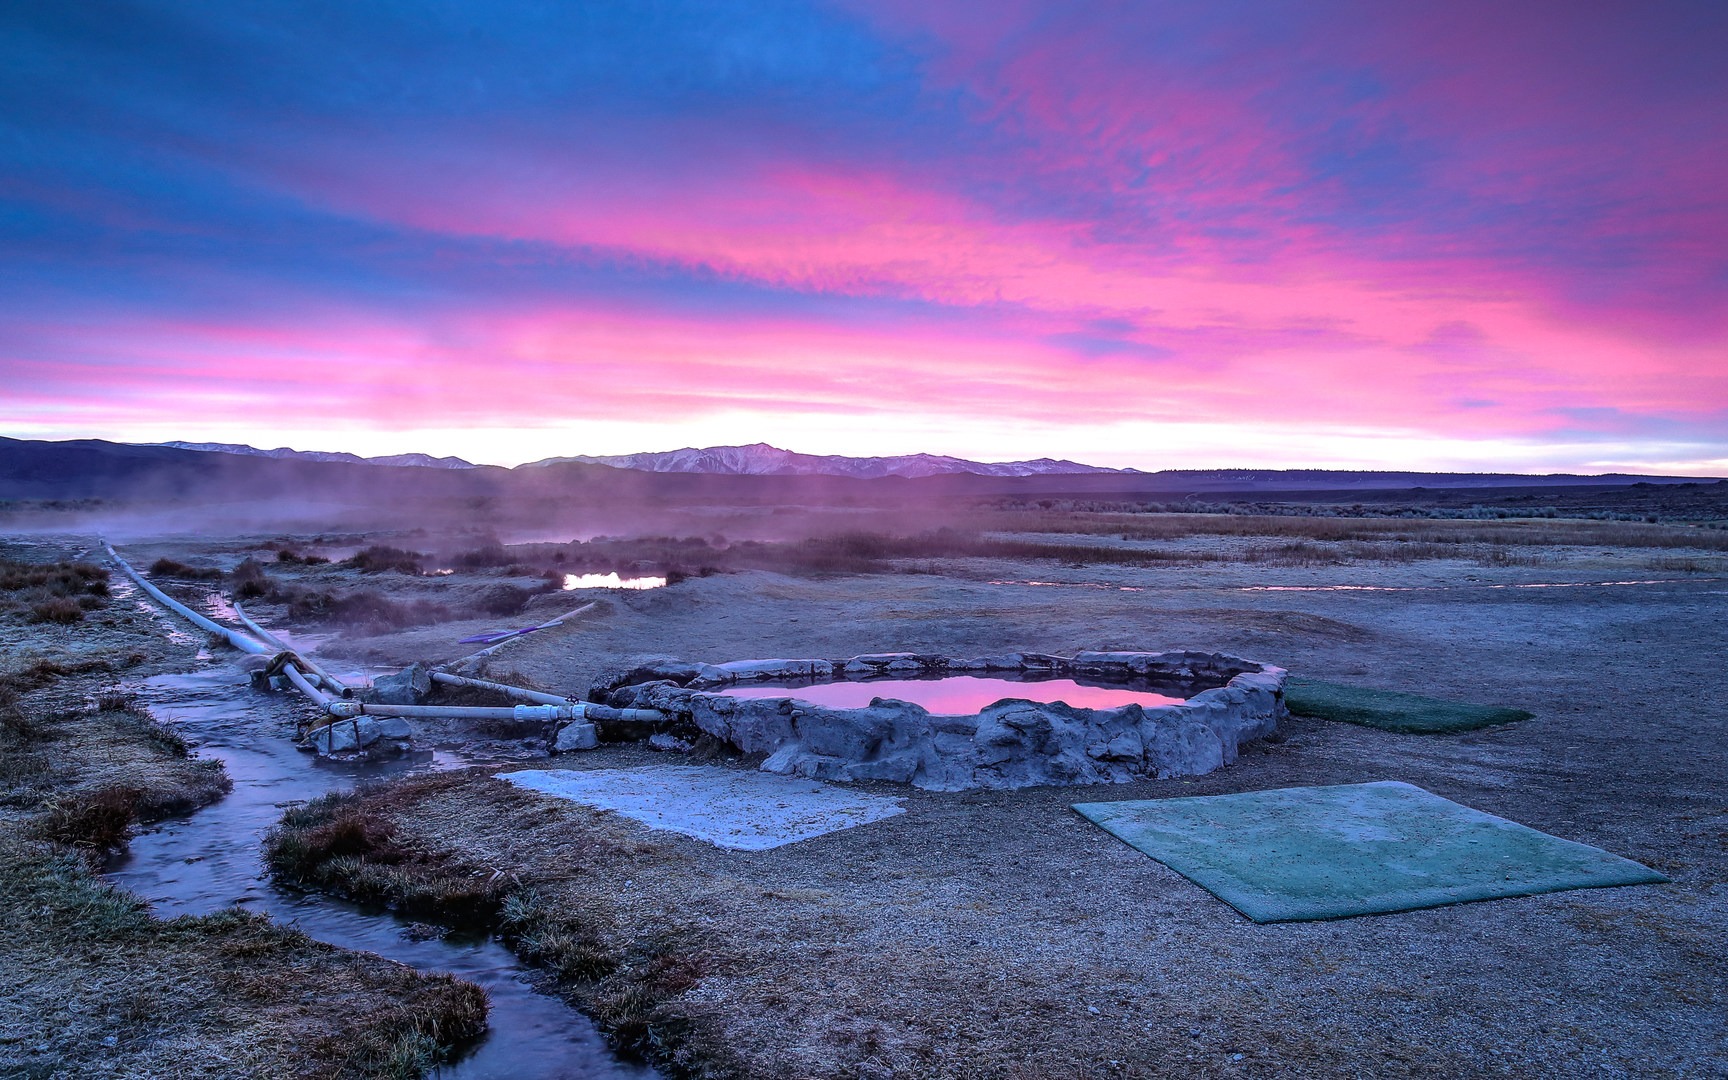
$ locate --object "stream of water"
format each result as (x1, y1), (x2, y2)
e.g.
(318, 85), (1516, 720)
(103, 662), (657, 1080)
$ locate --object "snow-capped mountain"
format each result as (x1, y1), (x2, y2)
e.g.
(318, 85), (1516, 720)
(155, 441), (475, 469)
(526, 443), (1132, 479)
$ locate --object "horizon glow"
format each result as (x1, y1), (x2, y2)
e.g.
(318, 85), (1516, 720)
(2, 2), (1725, 474)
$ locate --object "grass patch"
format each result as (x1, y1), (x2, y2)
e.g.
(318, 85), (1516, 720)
(267, 773), (733, 1071)
(0, 840), (488, 1078)
(0, 555), (109, 620)
(37, 784), (143, 850)
(266, 779), (509, 922)
(148, 556), (225, 580)
(1285, 677), (1534, 734)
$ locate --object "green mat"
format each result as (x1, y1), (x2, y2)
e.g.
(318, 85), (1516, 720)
(1285, 677), (1534, 734)
(1074, 781), (1667, 923)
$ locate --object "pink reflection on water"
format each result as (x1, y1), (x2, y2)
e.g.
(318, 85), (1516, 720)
(721, 676), (1187, 715)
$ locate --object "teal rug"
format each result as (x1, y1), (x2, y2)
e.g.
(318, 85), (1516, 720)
(1284, 677), (1533, 734)
(1073, 781), (1668, 923)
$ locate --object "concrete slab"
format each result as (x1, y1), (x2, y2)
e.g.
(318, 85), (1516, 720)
(497, 765), (906, 851)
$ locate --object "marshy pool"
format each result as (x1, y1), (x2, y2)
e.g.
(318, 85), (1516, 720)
(719, 675), (1192, 714)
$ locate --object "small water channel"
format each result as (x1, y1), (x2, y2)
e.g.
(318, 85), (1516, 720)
(104, 662), (657, 1080)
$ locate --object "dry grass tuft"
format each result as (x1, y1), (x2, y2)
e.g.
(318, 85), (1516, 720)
(344, 545), (428, 575)
(37, 784), (143, 850)
(1, 556), (110, 624)
(267, 777), (509, 922)
(148, 556), (224, 580)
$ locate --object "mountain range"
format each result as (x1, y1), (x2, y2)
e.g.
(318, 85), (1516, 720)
(527, 443), (1130, 479)
(127, 440), (1721, 489)
(2, 436), (1719, 507)
(153, 440), (1125, 478)
(157, 441), (477, 470)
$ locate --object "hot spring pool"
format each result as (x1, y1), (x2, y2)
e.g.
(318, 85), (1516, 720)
(720, 675), (1189, 714)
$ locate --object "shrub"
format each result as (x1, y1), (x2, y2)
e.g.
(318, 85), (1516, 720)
(30, 597), (85, 623)
(272, 548), (327, 565)
(451, 544), (513, 569)
(94, 691), (134, 712)
(345, 546), (425, 575)
(1, 557), (112, 616)
(148, 557), (223, 580)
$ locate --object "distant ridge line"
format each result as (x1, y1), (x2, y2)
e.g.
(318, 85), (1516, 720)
(524, 442), (1131, 479)
(108, 438), (1725, 486)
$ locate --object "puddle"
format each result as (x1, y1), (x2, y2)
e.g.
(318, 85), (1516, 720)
(990, 580), (1145, 592)
(105, 663), (656, 1079)
(563, 573), (666, 591)
(720, 675), (1191, 713)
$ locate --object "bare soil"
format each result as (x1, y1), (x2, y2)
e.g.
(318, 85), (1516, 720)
(244, 522), (1727, 1078)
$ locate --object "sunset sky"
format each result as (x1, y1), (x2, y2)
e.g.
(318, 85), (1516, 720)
(3, 1), (1725, 473)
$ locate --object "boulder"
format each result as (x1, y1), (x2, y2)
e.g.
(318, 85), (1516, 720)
(371, 663), (431, 705)
(552, 722), (599, 752)
(647, 732), (693, 753)
(704, 658), (834, 683)
(307, 722), (359, 756)
(304, 716), (412, 756)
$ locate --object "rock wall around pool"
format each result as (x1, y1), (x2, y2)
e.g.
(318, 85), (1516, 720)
(594, 651), (1286, 792)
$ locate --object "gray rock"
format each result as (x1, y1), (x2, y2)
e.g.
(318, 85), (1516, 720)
(307, 715), (413, 756)
(372, 663), (431, 705)
(712, 658), (834, 682)
(647, 732), (693, 753)
(307, 721), (358, 755)
(362, 716), (413, 742)
(619, 650), (1285, 792)
(553, 722), (599, 752)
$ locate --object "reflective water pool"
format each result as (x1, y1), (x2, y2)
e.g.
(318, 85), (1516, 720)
(563, 573), (666, 590)
(720, 675), (1190, 714)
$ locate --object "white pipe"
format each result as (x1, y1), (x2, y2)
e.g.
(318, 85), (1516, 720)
(103, 541), (271, 656)
(234, 600), (350, 696)
(326, 701), (585, 722)
(105, 542), (339, 704)
(322, 699), (667, 723)
(447, 601), (598, 668)
(429, 670), (578, 706)
(229, 602), (289, 649)
(282, 663), (336, 706)
(106, 542), (664, 732)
